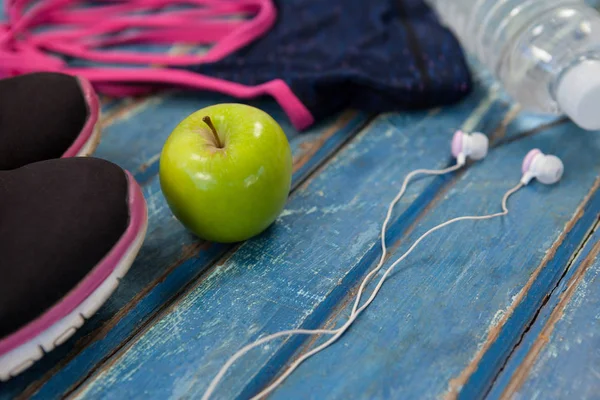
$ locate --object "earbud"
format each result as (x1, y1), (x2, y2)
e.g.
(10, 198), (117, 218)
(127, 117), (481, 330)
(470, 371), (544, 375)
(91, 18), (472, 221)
(451, 130), (489, 166)
(521, 149), (564, 185)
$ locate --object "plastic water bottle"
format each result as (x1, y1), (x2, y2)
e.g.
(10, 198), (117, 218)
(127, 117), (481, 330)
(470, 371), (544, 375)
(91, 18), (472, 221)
(426, 0), (600, 130)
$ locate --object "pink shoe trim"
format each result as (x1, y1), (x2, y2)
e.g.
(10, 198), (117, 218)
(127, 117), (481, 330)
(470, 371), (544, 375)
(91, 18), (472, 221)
(0, 171), (147, 356)
(62, 76), (100, 158)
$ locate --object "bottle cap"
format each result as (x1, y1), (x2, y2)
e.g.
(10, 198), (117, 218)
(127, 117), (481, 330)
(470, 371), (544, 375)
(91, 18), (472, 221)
(556, 59), (600, 131)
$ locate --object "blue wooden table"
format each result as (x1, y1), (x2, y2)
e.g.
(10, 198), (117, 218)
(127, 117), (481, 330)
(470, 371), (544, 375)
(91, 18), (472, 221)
(2, 6), (600, 400)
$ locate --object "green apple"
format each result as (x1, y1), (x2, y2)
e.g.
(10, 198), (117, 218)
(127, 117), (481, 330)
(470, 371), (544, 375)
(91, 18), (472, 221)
(159, 103), (292, 243)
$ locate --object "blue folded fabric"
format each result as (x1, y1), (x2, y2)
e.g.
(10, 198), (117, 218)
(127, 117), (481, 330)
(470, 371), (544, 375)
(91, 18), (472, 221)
(187, 0), (472, 121)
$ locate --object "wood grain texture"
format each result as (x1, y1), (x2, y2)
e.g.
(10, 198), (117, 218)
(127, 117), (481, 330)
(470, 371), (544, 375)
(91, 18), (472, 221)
(266, 126), (600, 400)
(71, 104), (468, 397)
(487, 221), (600, 400)
(454, 183), (600, 399)
(0, 94), (367, 400)
(64, 68), (598, 400)
(506, 224), (600, 400)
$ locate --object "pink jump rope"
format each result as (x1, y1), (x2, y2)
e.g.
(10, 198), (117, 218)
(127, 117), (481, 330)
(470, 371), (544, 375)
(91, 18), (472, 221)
(1, 0), (274, 66)
(0, 0), (314, 129)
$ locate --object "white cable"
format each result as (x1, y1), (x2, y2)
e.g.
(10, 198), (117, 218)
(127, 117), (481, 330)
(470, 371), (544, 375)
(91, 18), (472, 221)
(350, 163), (463, 316)
(202, 164), (461, 400)
(203, 162), (522, 400)
(250, 182), (523, 399)
(201, 328), (337, 400)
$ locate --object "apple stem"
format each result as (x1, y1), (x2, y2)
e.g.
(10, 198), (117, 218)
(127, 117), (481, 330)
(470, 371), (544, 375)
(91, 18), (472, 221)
(202, 116), (223, 148)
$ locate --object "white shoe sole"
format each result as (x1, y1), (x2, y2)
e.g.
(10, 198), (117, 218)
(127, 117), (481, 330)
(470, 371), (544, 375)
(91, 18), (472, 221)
(0, 216), (148, 381)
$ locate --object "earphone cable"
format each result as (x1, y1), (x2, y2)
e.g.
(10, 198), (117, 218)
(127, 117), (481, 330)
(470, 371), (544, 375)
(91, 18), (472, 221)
(202, 166), (523, 400)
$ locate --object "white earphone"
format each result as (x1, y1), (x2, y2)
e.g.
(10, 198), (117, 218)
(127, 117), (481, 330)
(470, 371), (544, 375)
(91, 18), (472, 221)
(451, 130), (489, 166)
(203, 131), (565, 400)
(452, 131), (563, 185)
(520, 148), (564, 185)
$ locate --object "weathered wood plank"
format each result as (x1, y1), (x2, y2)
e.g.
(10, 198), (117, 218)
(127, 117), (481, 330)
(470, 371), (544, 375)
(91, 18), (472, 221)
(70, 100), (600, 398)
(456, 182), (600, 396)
(66, 76), (535, 399)
(274, 123), (600, 400)
(487, 220), (600, 400)
(508, 225), (600, 400)
(0, 95), (367, 400)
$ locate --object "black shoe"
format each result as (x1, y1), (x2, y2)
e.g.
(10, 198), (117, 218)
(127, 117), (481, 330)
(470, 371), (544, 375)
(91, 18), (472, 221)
(0, 72), (101, 170)
(0, 157), (147, 380)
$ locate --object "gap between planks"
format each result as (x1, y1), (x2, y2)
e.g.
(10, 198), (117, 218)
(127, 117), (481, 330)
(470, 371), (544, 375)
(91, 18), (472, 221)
(498, 216), (600, 398)
(445, 176), (600, 399)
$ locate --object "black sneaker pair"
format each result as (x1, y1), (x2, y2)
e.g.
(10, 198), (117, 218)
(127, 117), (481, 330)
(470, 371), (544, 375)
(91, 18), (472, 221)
(0, 73), (148, 380)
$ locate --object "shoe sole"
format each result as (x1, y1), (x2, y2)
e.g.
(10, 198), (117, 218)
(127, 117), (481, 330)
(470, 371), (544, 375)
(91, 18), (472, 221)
(0, 172), (148, 381)
(76, 121), (102, 157)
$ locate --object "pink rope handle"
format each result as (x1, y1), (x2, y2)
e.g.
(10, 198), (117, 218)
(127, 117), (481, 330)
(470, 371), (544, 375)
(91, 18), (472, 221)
(32, 6), (252, 41)
(0, 0), (316, 129)
(44, 1), (254, 24)
(3, 0), (275, 66)
(33, 20), (244, 49)
(6, 0), (183, 25)
(0, 40), (66, 71)
(1, 0), (77, 42)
